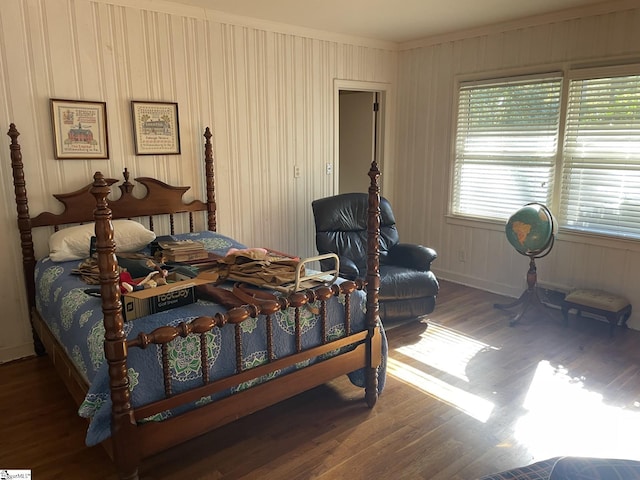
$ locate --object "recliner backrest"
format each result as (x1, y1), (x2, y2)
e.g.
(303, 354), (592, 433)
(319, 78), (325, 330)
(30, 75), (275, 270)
(312, 193), (399, 272)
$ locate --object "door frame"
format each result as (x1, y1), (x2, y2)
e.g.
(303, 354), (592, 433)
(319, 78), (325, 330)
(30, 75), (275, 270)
(333, 79), (395, 199)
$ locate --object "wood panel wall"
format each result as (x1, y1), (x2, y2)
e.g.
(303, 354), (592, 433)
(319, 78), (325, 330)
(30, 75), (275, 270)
(0, 0), (396, 362)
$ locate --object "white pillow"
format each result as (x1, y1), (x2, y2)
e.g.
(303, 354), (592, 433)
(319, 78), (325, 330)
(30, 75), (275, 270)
(49, 219), (156, 262)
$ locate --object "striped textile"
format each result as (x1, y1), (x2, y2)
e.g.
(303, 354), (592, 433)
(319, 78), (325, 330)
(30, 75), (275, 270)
(478, 458), (560, 480)
(550, 457), (640, 480)
(478, 457), (640, 480)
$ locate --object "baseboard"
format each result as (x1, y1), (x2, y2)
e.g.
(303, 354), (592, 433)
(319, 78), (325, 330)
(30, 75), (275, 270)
(432, 268), (524, 299)
(433, 269), (568, 307)
(0, 343), (36, 364)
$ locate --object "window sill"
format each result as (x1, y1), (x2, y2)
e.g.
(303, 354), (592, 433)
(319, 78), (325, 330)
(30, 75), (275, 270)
(446, 214), (505, 232)
(446, 215), (640, 253)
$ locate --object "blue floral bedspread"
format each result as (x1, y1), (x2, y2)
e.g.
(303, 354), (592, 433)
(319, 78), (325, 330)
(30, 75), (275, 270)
(34, 231), (387, 446)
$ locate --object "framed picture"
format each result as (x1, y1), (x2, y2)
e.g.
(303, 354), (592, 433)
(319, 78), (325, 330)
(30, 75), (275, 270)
(50, 99), (109, 159)
(131, 101), (181, 155)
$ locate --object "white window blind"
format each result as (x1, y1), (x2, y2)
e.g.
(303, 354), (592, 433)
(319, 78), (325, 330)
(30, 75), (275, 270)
(452, 76), (562, 220)
(561, 73), (640, 239)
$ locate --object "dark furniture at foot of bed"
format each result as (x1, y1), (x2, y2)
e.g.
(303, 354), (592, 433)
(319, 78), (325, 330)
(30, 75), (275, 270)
(478, 456), (640, 480)
(8, 123), (384, 480)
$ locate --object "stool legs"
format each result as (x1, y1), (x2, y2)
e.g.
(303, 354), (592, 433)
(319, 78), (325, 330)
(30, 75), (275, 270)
(561, 305), (570, 328)
(562, 302), (632, 338)
(621, 305), (633, 329)
(607, 313), (616, 337)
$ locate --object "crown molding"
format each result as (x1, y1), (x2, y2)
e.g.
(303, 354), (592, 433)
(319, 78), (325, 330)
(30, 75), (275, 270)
(399, 0), (639, 51)
(72, 0), (639, 54)
(84, 0), (398, 51)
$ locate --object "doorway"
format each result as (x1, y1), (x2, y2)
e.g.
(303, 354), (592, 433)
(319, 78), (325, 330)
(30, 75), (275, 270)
(339, 91), (377, 193)
(334, 80), (389, 196)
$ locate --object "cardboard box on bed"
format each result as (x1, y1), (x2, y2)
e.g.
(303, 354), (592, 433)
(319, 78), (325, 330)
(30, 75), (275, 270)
(122, 272), (211, 321)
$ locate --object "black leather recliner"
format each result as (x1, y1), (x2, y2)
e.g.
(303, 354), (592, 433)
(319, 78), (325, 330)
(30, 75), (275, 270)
(312, 193), (439, 323)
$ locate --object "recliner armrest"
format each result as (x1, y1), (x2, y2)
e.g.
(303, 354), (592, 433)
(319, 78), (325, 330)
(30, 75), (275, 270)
(387, 243), (437, 271)
(338, 256), (360, 280)
(320, 255), (360, 280)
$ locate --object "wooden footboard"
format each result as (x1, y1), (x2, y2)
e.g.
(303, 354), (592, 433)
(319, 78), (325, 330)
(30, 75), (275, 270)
(137, 326), (382, 457)
(91, 167), (382, 479)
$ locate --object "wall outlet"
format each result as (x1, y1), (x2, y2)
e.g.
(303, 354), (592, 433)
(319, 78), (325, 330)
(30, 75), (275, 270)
(458, 249), (466, 262)
(294, 165), (301, 178)
(326, 163), (333, 175)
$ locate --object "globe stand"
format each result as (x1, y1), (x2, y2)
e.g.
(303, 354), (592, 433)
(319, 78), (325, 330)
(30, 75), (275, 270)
(495, 202), (556, 327)
(494, 256), (551, 326)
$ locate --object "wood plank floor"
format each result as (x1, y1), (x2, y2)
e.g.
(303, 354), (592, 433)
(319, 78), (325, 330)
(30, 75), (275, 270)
(2, 280), (640, 479)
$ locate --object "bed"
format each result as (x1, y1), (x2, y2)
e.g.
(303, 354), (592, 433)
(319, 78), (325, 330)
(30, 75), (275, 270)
(7, 123), (386, 480)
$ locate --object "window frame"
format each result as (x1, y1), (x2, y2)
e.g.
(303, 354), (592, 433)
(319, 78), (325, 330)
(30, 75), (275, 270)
(451, 71), (563, 222)
(449, 63), (640, 247)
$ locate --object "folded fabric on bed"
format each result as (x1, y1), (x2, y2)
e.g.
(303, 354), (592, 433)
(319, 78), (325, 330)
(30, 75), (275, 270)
(34, 230), (387, 446)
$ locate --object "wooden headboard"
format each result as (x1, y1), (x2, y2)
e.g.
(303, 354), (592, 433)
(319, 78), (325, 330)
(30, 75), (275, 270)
(29, 171), (210, 233)
(7, 123), (218, 312)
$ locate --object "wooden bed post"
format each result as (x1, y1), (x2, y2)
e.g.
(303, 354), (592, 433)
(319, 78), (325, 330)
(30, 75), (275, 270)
(204, 127), (217, 232)
(365, 160), (381, 408)
(7, 123), (45, 355)
(91, 172), (140, 480)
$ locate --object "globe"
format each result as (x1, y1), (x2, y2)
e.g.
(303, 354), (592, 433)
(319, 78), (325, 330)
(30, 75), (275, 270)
(505, 203), (554, 257)
(497, 203), (555, 326)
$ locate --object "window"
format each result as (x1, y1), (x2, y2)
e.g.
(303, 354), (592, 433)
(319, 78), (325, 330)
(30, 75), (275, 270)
(561, 72), (640, 239)
(452, 66), (640, 240)
(452, 75), (562, 220)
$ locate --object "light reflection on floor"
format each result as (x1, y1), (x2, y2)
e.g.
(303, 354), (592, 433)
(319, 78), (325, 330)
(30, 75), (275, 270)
(389, 323), (497, 422)
(387, 356), (495, 422)
(387, 322), (640, 460)
(515, 359), (640, 460)
(394, 323), (494, 382)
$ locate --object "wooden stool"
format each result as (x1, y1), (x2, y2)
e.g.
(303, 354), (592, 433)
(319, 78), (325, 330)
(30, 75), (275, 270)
(561, 289), (632, 337)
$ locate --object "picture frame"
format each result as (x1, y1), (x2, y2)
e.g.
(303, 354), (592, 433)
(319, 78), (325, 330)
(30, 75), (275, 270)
(50, 99), (109, 159)
(131, 101), (181, 155)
